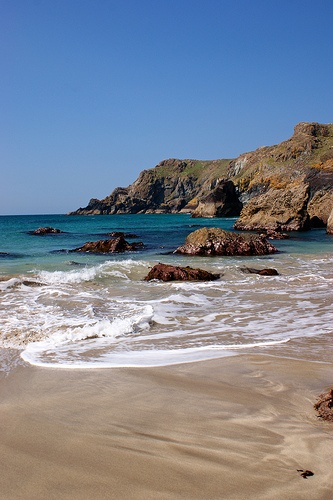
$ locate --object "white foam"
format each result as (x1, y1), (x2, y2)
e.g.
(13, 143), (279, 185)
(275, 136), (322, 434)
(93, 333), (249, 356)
(36, 259), (147, 285)
(21, 338), (291, 369)
(0, 277), (21, 290)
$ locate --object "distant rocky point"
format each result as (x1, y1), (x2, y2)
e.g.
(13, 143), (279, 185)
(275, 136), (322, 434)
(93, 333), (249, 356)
(68, 122), (333, 232)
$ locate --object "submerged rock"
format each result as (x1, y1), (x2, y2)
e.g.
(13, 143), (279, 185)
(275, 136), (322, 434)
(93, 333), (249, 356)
(174, 227), (277, 256)
(72, 235), (144, 253)
(29, 226), (63, 235)
(144, 263), (220, 282)
(258, 228), (290, 240)
(314, 388), (333, 421)
(240, 267), (279, 276)
(108, 231), (139, 238)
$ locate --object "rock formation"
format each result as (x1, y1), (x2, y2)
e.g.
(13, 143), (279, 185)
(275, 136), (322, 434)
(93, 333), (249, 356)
(144, 263), (220, 282)
(174, 228), (277, 256)
(68, 122), (333, 232)
(71, 235), (143, 253)
(234, 183), (311, 231)
(230, 122), (333, 231)
(69, 158), (231, 215)
(191, 180), (242, 218)
(307, 190), (333, 227)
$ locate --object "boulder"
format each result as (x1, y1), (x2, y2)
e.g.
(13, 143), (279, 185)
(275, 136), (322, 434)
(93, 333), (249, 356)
(191, 181), (242, 218)
(314, 388), (333, 421)
(144, 263), (220, 282)
(29, 227), (62, 235)
(72, 235), (143, 253)
(234, 183), (310, 232)
(327, 207), (333, 234)
(240, 267), (279, 276)
(174, 228), (277, 256)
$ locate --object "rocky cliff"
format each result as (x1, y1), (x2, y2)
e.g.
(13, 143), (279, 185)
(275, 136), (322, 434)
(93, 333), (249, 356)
(232, 122), (333, 231)
(69, 158), (231, 215)
(69, 122), (333, 231)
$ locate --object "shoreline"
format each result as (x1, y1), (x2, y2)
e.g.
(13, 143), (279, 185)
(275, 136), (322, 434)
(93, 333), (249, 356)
(1, 352), (333, 499)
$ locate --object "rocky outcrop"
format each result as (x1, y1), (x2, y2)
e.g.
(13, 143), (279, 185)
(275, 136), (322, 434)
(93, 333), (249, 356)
(144, 263), (220, 282)
(71, 236), (143, 253)
(28, 227), (62, 235)
(314, 388), (333, 421)
(234, 183), (311, 232)
(327, 208), (333, 234)
(191, 180), (242, 218)
(69, 159), (231, 215)
(174, 228), (277, 256)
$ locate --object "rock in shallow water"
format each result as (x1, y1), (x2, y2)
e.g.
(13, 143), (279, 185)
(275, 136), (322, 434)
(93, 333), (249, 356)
(174, 227), (277, 256)
(240, 267), (279, 276)
(72, 235), (143, 253)
(28, 226), (62, 235)
(144, 263), (220, 282)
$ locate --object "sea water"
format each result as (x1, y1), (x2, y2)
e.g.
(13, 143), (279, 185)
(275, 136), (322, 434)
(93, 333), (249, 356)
(0, 214), (333, 370)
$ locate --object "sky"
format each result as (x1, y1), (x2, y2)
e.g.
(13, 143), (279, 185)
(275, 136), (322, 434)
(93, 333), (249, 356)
(1, 0), (332, 215)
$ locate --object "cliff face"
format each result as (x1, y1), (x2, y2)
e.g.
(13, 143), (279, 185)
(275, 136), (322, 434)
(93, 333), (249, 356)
(69, 122), (333, 231)
(69, 158), (231, 215)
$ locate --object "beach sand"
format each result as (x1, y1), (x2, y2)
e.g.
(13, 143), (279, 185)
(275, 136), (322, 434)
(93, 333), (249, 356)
(1, 352), (333, 499)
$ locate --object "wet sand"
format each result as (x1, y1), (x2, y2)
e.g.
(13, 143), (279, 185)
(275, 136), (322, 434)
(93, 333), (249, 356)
(1, 353), (333, 499)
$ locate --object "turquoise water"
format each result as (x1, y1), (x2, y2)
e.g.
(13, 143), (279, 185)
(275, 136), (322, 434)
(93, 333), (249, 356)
(0, 213), (236, 272)
(0, 214), (333, 370)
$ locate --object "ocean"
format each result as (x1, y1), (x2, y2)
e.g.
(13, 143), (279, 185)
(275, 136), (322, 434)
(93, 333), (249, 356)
(1, 213), (333, 371)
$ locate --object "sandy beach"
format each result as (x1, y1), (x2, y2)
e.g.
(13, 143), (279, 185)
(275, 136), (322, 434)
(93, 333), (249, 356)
(1, 352), (333, 499)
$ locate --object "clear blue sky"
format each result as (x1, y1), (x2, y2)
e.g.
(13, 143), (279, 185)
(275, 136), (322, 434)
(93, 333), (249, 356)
(1, 0), (332, 215)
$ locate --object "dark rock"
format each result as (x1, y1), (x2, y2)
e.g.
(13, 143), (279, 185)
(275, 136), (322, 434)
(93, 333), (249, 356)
(144, 263), (220, 282)
(0, 252), (22, 259)
(29, 227), (63, 235)
(71, 235), (144, 254)
(297, 469), (314, 479)
(314, 388), (333, 421)
(174, 228), (278, 256)
(240, 267), (279, 276)
(22, 280), (44, 287)
(191, 181), (242, 218)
